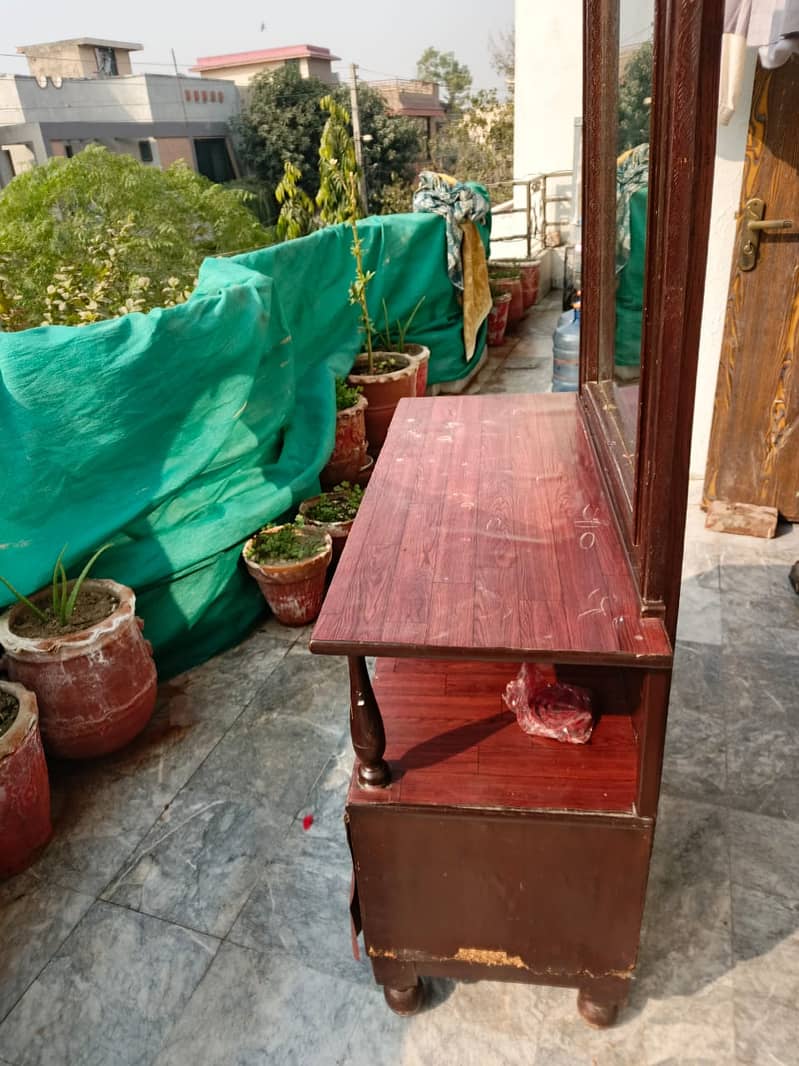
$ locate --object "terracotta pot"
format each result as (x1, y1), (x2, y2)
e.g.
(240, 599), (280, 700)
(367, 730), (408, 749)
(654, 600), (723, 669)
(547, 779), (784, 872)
(488, 293), (512, 346)
(513, 261), (540, 308)
(356, 454), (375, 487)
(491, 277), (524, 324)
(404, 344), (431, 398)
(0, 580), (158, 760)
(320, 394), (368, 490)
(299, 491), (358, 568)
(243, 526), (332, 626)
(347, 352), (416, 454)
(0, 681), (51, 879)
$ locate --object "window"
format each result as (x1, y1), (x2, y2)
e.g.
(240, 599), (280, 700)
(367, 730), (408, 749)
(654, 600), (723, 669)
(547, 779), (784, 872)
(138, 140), (153, 164)
(64, 144), (74, 159)
(94, 46), (119, 77)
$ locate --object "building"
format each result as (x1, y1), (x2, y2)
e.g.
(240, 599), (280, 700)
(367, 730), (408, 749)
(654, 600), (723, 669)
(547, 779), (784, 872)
(191, 44), (340, 88)
(368, 79), (446, 155)
(17, 36), (143, 81)
(0, 38), (241, 186)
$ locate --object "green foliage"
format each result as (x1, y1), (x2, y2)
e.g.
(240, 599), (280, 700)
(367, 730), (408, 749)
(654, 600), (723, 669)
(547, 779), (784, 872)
(0, 690), (17, 739)
(618, 42), (653, 153)
(416, 47), (473, 112)
(233, 67), (421, 219)
(0, 145), (271, 331)
(0, 542), (111, 627)
(275, 160), (316, 241)
(317, 96), (360, 225)
(305, 483), (364, 524)
(489, 28), (515, 93)
(431, 89), (514, 203)
(347, 174), (376, 369)
(335, 378), (362, 411)
(375, 296), (425, 352)
(377, 176), (415, 216)
(246, 521), (327, 565)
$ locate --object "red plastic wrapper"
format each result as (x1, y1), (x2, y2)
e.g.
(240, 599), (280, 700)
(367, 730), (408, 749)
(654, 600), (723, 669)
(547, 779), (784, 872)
(503, 664), (594, 744)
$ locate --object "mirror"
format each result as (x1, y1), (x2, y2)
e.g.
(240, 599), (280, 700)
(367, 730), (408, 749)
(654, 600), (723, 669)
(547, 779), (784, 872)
(611, 0), (654, 450)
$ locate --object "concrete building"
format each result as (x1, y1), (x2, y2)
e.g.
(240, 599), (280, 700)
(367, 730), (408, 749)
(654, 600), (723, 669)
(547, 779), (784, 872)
(368, 80), (446, 155)
(0, 40), (241, 186)
(17, 37), (143, 81)
(191, 45), (340, 88)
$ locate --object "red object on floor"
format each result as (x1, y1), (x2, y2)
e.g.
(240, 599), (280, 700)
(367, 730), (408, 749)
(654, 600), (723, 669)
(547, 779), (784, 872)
(302, 814), (314, 830)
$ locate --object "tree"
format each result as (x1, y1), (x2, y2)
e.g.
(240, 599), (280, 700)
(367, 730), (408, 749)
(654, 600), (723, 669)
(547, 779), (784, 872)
(0, 145), (270, 331)
(618, 41), (653, 153)
(431, 89), (514, 203)
(234, 69), (421, 219)
(489, 28), (515, 94)
(275, 161), (316, 241)
(317, 95), (360, 224)
(416, 47), (472, 112)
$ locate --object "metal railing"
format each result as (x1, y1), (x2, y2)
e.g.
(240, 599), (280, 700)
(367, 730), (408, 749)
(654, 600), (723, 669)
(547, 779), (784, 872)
(485, 170), (573, 259)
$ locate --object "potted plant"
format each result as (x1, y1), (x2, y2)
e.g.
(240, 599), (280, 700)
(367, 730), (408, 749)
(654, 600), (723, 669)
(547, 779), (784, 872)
(320, 379), (369, 490)
(242, 519), (332, 626)
(488, 288), (513, 347)
(298, 482), (364, 568)
(0, 546), (158, 759)
(508, 260), (541, 309)
(0, 680), (51, 879)
(376, 297), (430, 397)
(488, 265), (525, 325)
(344, 175), (416, 453)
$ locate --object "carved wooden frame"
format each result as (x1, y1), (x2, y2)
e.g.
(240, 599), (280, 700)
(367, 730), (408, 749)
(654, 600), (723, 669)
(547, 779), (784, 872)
(580, 0), (724, 636)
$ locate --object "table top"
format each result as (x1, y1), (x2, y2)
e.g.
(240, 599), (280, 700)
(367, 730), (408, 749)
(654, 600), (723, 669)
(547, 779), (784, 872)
(311, 393), (671, 667)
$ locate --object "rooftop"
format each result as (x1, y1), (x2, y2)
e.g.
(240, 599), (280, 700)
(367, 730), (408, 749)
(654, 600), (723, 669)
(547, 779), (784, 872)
(17, 37), (144, 54)
(192, 44), (340, 72)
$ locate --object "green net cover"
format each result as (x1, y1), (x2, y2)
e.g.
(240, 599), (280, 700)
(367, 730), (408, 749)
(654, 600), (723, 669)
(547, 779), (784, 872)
(0, 212), (486, 677)
(614, 187), (648, 369)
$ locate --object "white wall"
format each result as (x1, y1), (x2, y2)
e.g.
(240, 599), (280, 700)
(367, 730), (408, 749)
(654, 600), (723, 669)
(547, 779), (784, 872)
(689, 48), (757, 478)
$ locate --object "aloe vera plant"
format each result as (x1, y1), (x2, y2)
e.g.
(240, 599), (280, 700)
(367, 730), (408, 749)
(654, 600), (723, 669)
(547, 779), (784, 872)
(0, 543), (112, 627)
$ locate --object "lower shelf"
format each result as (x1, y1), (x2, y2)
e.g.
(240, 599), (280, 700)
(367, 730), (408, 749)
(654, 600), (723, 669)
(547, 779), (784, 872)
(348, 658), (642, 816)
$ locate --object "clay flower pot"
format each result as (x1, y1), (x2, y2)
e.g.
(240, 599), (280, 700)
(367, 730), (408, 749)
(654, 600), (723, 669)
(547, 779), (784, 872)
(0, 680), (51, 879)
(356, 454), (375, 487)
(488, 293), (512, 346)
(491, 277), (524, 325)
(513, 261), (540, 309)
(0, 579), (158, 759)
(320, 394), (368, 490)
(299, 489), (362, 569)
(243, 526), (332, 626)
(404, 344), (431, 398)
(347, 352), (416, 454)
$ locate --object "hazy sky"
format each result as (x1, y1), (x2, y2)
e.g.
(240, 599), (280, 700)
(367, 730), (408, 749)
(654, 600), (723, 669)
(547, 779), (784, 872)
(2, 0), (515, 91)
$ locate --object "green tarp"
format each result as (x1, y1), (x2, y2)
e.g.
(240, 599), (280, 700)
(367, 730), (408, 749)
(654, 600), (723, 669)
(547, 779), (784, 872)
(0, 212), (486, 678)
(614, 187), (648, 369)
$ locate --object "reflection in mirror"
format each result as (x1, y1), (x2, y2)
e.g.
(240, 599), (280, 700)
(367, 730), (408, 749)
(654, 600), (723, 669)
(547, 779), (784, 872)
(613, 0), (653, 448)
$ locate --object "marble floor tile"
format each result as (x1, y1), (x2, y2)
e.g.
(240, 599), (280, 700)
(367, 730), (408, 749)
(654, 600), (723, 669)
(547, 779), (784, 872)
(728, 809), (799, 900)
(731, 883), (799, 1011)
(0, 902), (218, 1066)
(674, 578), (723, 645)
(733, 989), (799, 1065)
(0, 874), (93, 1023)
(295, 737), (354, 839)
(103, 788), (287, 938)
(720, 566), (799, 655)
(660, 699), (727, 803)
(638, 975), (736, 1066)
(153, 941), (361, 1066)
(670, 641), (724, 712)
(722, 652), (799, 820)
(343, 977), (542, 1066)
(228, 827), (367, 984)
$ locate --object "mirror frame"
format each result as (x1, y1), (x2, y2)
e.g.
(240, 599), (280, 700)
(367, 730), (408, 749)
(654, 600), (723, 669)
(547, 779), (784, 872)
(580, 0), (723, 634)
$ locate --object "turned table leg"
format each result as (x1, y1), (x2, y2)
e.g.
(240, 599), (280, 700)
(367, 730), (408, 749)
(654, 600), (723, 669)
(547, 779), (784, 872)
(348, 656), (390, 789)
(576, 980), (628, 1028)
(383, 979), (424, 1016)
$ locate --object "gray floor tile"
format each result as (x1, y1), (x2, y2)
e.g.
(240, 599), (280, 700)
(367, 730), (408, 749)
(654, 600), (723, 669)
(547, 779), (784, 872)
(731, 883), (799, 1010)
(0, 902), (218, 1066)
(733, 992), (799, 1065)
(153, 941), (361, 1066)
(729, 810), (799, 900)
(228, 828), (367, 984)
(0, 874), (93, 1023)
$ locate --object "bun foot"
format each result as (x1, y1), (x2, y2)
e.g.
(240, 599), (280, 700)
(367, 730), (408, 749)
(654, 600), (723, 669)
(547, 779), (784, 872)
(383, 979), (424, 1016)
(577, 987), (619, 1028)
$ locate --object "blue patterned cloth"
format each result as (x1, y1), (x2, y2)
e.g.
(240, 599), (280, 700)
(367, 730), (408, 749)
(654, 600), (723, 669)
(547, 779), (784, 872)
(413, 172), (491, 291)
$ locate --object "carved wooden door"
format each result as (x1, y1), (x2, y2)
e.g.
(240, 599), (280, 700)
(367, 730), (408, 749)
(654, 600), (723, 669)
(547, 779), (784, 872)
(704, 58), (799, 520)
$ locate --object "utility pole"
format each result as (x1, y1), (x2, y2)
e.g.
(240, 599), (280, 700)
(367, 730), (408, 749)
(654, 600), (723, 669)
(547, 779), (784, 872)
(349, 63), (369, 214)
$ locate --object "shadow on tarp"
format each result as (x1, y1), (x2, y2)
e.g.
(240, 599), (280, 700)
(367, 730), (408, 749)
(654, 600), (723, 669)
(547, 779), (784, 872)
(0, 213), (485, 678)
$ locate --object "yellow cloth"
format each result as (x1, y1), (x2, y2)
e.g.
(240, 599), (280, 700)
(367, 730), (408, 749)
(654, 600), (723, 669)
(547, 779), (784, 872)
(462, 220), (492, 362)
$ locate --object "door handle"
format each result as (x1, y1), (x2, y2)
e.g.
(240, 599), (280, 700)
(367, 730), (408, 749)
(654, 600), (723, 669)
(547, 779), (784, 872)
(740, 198), (796, 271)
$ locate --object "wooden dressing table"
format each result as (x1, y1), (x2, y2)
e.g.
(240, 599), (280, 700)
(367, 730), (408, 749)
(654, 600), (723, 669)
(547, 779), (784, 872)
(311, 0), (723, 1026)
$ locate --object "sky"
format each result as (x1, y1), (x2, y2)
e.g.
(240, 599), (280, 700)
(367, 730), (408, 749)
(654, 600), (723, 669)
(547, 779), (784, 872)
(2, 0), (515, 91)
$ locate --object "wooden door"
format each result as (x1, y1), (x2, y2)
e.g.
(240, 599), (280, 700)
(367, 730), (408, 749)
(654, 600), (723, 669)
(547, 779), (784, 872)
(704, 58), (799, 520)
